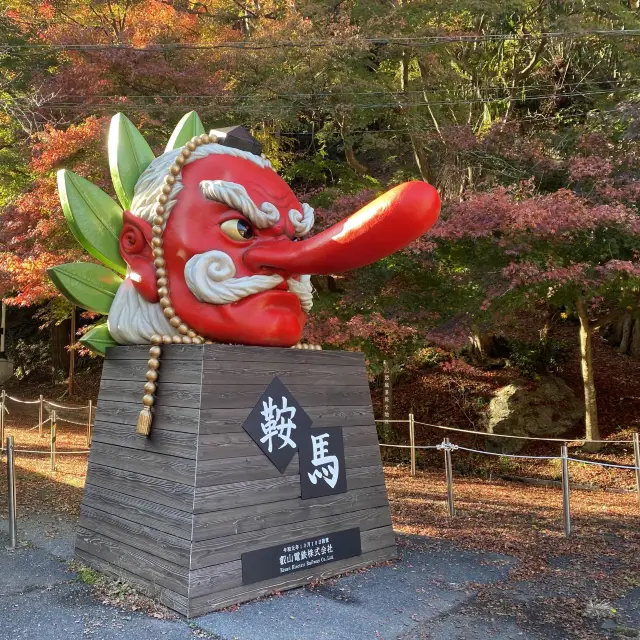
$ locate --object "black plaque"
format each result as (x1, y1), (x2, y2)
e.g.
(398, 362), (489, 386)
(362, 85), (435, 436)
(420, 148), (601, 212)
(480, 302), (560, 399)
(241, 528), (362, 585)
(298, 426), (347, 499)
(242, 376), (312, 473)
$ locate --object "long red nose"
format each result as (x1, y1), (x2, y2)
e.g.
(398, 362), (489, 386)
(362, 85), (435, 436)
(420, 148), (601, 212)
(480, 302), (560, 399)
(244, 181), (440, 275)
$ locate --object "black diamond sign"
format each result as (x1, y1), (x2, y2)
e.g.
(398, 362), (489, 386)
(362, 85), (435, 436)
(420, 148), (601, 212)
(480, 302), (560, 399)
(242, 377), (312, 473)
(298, 427), (347, 499)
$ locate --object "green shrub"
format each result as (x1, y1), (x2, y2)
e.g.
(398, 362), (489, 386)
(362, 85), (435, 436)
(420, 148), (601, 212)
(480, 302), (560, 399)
(506, 338), (573, 377)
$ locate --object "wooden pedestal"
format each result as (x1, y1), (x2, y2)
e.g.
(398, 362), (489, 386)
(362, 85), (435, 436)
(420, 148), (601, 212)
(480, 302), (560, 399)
(76, 344), (397, 618)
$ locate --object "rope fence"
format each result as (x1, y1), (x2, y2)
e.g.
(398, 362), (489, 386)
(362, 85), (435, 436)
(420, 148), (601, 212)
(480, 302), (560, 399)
(0, 390), (93, 462)
(1, 394), (638, 543)
(377, 412), (640, 536)
(411, 418), (634, 444)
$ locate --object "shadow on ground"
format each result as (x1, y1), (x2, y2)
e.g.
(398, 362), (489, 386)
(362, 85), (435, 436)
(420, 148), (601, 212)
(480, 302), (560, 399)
(1, 515), (637, 640)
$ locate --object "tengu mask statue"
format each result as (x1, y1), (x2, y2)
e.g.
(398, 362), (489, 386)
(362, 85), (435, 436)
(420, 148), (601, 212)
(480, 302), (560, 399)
(50, 112), (440, 351)
(49, 112), (440, 433)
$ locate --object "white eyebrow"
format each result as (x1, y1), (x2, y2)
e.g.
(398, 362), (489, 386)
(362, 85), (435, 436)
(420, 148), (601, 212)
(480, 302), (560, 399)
(289, 203), (315, 237)
(200, 180), (279, 229)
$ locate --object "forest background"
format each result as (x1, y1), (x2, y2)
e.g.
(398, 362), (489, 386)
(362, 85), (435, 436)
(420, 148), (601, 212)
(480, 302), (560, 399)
(2, 0), (640, 448)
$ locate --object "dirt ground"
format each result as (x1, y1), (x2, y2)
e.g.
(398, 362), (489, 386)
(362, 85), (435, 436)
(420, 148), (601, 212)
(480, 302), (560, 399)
(0, 403), (638, 638)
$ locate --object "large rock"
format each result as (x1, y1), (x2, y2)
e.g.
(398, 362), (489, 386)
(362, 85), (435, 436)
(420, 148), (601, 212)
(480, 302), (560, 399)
(482, 376), (583, 453)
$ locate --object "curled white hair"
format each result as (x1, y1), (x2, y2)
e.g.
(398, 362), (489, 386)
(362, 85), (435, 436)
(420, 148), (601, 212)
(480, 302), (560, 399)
(289, 203), (315, 237)
(199, 181), (280, 229)
(129, 143), (273, 226)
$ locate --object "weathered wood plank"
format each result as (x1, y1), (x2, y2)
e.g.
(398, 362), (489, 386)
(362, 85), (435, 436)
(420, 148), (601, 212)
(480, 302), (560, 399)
(98, 379), (201, 408)
(88, 443), (197, 486)
(76, 527), (190, 596)
(201, 361), (366, 387)
(196, 425), (379, 462)
(80, 343), (395, 617)
(94, 400), (201, 434)
(195, 451), (298, 487)
(102, 358), (204, 385)
(360, 525), (397, 554)
(200, 384), (371, 410)
(198, 405), (375, 435)
(195, 446), (383, 488)
(187, 547), (397, 617)
(105, 344), (204, 361)
(189, 526), (397, 598)
(85, 463), (195, 512)
(92, 421), (198, 460)
(75, 549), (189, 616)
(194, 464), (385, 513)
(191, 505), (392, 570)
(203, 344), (364, 366)
(79, 506), (191, 567)
(192, 484), (389, 542)
(82, 484), (193, 540)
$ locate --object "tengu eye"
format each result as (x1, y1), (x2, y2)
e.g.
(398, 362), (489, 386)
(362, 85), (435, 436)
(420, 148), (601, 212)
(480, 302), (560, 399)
(220, 219), (254, 241)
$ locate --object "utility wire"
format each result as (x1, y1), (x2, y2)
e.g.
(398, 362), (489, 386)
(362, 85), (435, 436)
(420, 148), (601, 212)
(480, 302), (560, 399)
(4, 28), (640, 51)
(1, 79), (626, 103)
(3, 86), (635, 114)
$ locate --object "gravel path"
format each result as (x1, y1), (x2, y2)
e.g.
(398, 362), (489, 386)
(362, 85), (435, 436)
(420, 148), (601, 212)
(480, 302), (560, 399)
(0, 516), (636, 639)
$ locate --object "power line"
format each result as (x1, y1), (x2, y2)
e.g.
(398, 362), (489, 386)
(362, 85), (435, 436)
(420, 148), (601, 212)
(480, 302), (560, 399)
(3, 86), (635, 113)
(1, 79), (625, 103)
(4, 29), (640, 51)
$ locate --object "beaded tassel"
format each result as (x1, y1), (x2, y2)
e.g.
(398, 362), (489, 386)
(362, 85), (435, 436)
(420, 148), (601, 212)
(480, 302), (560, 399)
(136, 132), (322, 436)
(137, 133), (214, 436)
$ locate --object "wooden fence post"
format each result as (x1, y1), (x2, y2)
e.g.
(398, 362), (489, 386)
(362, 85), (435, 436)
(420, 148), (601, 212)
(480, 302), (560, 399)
(0, 389), (5, 445)
(39, 395), (44, 438)
(561, 445), (571, 537)
(633, 432), (640, 507)
(409, 411), (416, 477)
(444, 437), (456, 516)
(50, 410), (56, 472)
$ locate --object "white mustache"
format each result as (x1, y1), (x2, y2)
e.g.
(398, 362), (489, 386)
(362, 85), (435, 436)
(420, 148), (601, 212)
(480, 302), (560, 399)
(184, 250), (314, 311)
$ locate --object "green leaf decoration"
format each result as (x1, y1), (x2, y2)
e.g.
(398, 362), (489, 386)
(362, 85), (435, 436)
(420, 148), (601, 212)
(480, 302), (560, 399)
(80, 323), (118, 356)
(48, 263), (123, 315)
(57, 170), (127, 276)
(108, 113), (155, 210)
(165, 111), (205, 152)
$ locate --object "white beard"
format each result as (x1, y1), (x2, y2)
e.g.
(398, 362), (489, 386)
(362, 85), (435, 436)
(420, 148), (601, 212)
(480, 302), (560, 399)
(107, 254), (314, 345)
(108, 278), (179, 344)
(184, 250), (314, 311)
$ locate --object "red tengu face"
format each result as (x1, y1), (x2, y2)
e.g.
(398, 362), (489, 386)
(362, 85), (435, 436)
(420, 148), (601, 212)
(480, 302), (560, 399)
(119, 151), (442, 348)
(121, 154), (308, 347)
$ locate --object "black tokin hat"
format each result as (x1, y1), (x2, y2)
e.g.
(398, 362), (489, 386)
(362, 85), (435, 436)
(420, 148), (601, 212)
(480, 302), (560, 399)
(210, 125), (263, 157)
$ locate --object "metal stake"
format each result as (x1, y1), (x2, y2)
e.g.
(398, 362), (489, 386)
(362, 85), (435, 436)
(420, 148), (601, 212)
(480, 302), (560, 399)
(633, 432), (640, 506)
(50, 410), (56, 472)
(87, 399), (93, 448)
(7, 436), (17, 549)
(0, 388), (5, 445)
(409, 411), (416, 477)
(561, 444), (571, 537)
(444, 437), (456, 516)
(39, 395), (43, 438)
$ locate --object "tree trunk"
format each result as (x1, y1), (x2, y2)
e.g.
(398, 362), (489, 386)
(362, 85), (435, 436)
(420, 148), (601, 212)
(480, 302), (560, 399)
(344, 145), (368, 175)
(630, 319), (640, 359)
(576, 297), (601, 451)
(468, 328), (489, 364)
(408, 134), (431, 182)
(50, 319), (70, 383)
(401, 50), (431, 182)
(619, 313), (633, 353)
